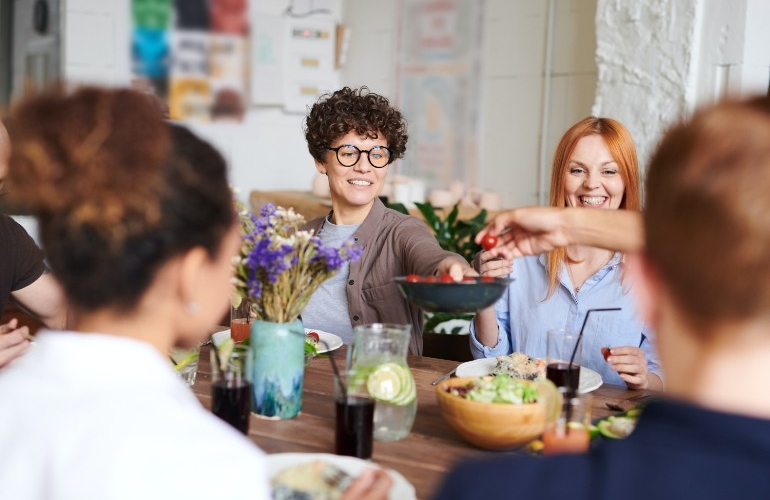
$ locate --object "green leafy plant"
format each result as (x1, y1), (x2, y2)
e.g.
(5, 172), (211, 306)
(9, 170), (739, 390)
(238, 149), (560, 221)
(413, 201), (487, 263)
(388, 201), (488, 263)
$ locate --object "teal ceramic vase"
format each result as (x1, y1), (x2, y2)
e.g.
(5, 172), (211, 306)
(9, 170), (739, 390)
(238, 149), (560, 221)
(249, 318), (305, 419)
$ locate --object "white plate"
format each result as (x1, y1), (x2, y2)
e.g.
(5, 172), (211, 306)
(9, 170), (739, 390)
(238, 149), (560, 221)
(210, 328), (343, 354)
(267, 452), (415, 500)
(305, 328), (343, 353)
(455, 358), (603, 393)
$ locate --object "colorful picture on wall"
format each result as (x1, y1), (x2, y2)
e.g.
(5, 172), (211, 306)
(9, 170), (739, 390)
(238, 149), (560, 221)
(130, 0), (249, 122)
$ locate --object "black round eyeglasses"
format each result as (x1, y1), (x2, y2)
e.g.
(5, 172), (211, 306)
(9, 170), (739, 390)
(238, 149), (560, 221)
(326, 145), (393, 168)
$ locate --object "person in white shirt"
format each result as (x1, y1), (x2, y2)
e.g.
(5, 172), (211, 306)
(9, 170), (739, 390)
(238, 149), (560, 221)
(0, 87), (390, 500)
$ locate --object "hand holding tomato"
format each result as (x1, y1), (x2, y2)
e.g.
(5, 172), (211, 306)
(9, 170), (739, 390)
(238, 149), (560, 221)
(481, 234), (498, 251)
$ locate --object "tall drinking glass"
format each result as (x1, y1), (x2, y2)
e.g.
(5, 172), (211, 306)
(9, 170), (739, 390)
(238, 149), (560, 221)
(171, 345), (200, 387)
(211, 344), (253, 434)
(334, 369), (375, 459)
(546, 329), (582, 395)
(230, 297), (252, 343)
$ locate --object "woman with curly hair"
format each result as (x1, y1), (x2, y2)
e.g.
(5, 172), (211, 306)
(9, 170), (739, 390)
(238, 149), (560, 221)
(301, 86), (475, 354)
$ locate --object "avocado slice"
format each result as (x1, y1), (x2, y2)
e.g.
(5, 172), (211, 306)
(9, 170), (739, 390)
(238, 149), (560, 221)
(597, 416), (637, 439)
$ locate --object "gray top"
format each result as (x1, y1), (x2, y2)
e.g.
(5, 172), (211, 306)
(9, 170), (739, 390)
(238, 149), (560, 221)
(301, 216), (360, 344)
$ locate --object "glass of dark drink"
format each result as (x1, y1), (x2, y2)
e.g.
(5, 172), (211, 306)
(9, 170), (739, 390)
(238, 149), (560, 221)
(334, 369), (375, 459)
(546, 329), (582, 395)
(211, 344), (253, 434)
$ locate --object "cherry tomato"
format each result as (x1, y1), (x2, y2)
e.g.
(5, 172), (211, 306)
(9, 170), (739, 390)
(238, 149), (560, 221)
(601, 346), (611, 361)
(481, 234), (498, 251)
(423, 275), (437, 282)
(462, 276), (477, 282)
(439, 274), (455, 283)
(405, 274), (422, 283)
(480, 276), (495, 282)
(307, 331), (320, 342)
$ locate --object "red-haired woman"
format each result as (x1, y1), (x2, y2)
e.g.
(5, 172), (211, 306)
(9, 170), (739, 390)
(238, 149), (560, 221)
(471, 117), (663, 390)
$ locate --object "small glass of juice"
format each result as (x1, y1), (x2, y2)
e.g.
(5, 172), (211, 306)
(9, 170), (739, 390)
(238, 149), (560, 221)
(542, 391), (592, 456)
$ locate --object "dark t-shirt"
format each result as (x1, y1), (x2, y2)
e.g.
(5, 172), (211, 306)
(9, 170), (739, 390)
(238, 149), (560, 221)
(433, 399), (770, 500)
(0, 215), (46, 317)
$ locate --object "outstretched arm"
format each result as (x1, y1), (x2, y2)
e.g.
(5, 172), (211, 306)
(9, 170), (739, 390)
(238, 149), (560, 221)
(475, 207), (644, 258)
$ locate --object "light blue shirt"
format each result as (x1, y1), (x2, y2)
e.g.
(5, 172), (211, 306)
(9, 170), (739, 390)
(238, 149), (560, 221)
(469, 253), (663, 387)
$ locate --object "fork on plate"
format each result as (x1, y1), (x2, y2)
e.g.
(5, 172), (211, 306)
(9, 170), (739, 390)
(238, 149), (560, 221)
(320, 462), (354, 492)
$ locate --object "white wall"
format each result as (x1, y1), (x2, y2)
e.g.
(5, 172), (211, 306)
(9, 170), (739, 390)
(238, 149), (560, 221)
(56, 0), (770, 210)
(342, 0), (598, 207)
(593, 0), (770, 173)
(62, 0), (319, 205)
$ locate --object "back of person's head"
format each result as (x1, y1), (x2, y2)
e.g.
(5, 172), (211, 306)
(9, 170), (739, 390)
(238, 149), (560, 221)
(304, 86), (408, 164)
(549, 117), (641, 211)
(645, 96), (770, 331)
(4, 86), (234, 314)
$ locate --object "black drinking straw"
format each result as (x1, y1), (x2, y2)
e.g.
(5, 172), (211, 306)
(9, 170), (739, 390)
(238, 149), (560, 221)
(567, 307), (622, 376)
(563, 307), (621, 434)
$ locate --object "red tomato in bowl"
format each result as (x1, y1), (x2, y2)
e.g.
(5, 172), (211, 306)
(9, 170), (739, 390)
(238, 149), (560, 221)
(439, 274), (455, 283)
(405, 274), (422, 283)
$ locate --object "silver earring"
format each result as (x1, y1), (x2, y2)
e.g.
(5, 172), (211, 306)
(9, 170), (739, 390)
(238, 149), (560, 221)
(186, 302), (199, 314)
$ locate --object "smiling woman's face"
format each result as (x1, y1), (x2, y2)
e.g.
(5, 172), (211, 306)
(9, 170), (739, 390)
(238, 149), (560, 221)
(563, 134), (625, 210)
(318, 130), (389, 216)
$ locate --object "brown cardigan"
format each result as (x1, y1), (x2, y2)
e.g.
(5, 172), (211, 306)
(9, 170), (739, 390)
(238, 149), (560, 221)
(302, 199), (466, 355)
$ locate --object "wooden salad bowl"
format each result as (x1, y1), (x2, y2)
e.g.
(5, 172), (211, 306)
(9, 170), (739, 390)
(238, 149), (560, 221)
(435, 376), (547, 450)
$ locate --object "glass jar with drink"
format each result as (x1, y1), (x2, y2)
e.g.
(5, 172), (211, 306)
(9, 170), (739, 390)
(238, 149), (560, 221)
(347, 323), (417, 442)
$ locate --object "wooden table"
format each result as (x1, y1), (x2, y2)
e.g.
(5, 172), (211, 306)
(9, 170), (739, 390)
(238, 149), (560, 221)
(193, 345), (650, 500)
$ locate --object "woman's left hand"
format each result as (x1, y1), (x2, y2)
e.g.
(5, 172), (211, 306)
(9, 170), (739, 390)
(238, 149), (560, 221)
(604, 346), (653, 390)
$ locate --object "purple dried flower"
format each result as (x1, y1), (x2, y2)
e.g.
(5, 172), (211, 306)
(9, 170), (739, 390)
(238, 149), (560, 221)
(233, 204), (363, 322)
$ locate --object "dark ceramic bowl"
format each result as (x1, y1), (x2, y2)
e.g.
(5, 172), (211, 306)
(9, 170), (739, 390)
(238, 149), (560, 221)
(394, 276), (514, 313)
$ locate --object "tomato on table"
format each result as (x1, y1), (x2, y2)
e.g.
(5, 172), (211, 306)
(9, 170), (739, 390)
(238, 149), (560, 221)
(307, 331), (320, 342)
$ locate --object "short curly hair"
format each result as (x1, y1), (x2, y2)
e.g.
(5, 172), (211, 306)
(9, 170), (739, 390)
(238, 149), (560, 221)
(304, 86), (408, 164)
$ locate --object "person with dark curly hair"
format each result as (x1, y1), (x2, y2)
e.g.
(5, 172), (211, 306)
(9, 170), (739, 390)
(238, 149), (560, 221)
(301, 86), (475, 354)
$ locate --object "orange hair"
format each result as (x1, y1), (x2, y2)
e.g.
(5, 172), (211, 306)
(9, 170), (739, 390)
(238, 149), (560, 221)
(545, 117), (641, 298)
